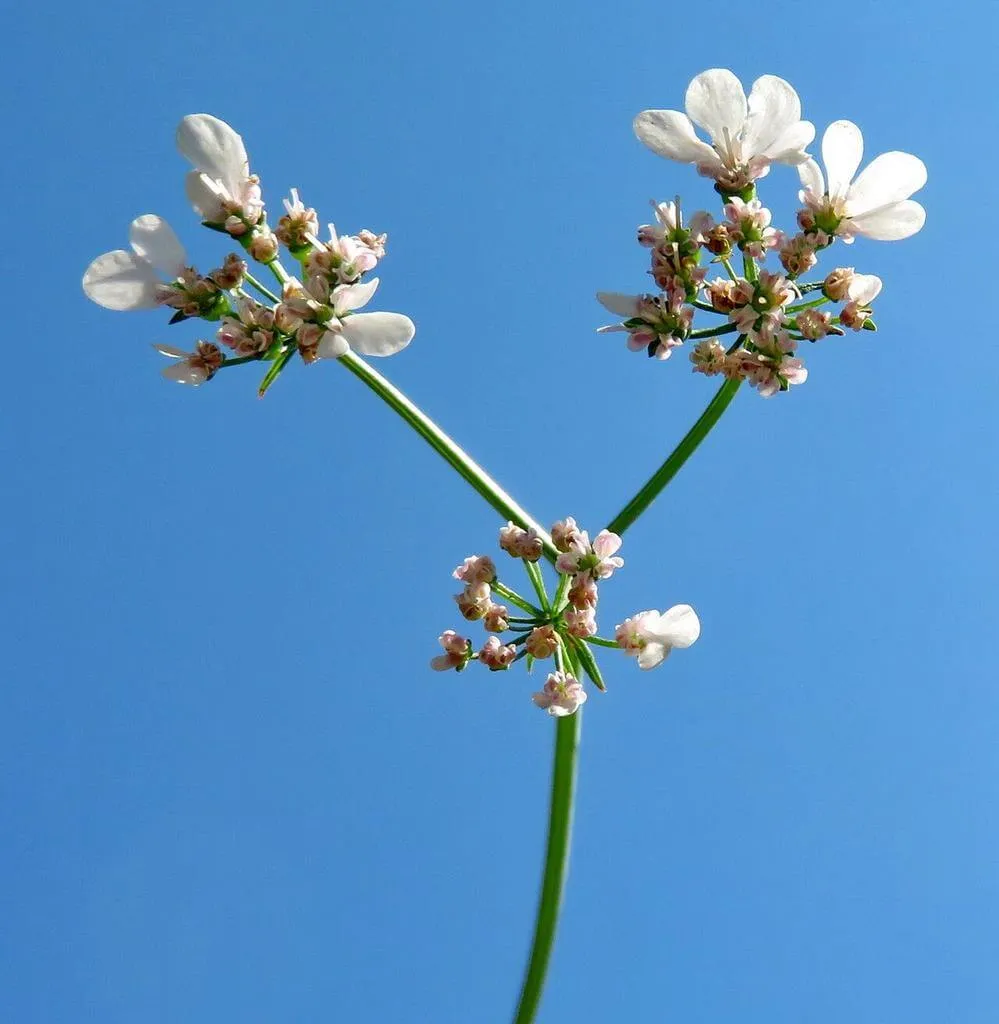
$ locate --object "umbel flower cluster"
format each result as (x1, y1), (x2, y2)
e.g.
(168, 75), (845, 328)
(432, 519), (700, 716)
(598, 69), (927, 397)
(83, 115), (415, 394)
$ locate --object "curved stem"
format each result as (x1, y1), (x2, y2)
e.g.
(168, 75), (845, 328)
(605, 377), (741, 536)
(337, 351), (557, 560)
(512, 710), (581, 1024)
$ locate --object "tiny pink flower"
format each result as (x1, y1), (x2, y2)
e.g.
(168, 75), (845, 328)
(556, 530), (624, 581)
(822, 267), (856, 302)
(483, 604), (510, 633)
(455, 581), (492, 621)
(616, 605), (701, 670)
(478, 636), (517, 671)
(565, 607), (598, 639)
(690, 338), (729, 376)
(532, 671), (588, 717)
(498, 523), (544, 562)
(567, 575), (599, 610)
(838, 274), (882, 331)
(551, 517), (583, 554)
(795, 308), (835, 340)
(525, 625), (560, 660)
(452, 555), (497, 585)
(431, 630), (471, 671)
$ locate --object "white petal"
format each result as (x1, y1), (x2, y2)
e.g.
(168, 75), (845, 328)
(822, 121), (864, 200)
(684, 69), (747, 145)
(176, 114), (249, 196)
(82, 250), (161, 310)
(759, 121), (815, 164)
(742, 75), (803, 158)
(846, 151), (927, 216)
(151, 343), (188, 359)
(129, 215), (186, 276)
(797, 157), (825, 196)
(596, 324), (629, 334)
(648, 604), (701, 649)
(848, 200), (926, 240)
(596, 292), (640, 318)
(316, 330), (349, 360)
(331, 277), (380, 315)
(185, 171), (226, 220)
(847, 274), (883, 305)
(161, 362), (207, 385)
(637, 642), (669, 670)
(633, 110), (719, 166)
(340, 312), (416, 356)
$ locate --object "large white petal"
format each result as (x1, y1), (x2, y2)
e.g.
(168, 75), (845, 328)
(161, 362), (208, 386)
(685, 69), (747, 145)
(129, 215), (186, 276)
(760, 121), (815, 164)
(742, 75), (802, 158)
(846, 274), (883, 305)
(797, 157), (825, 196)
(176, 114), (249, 196)
(185, 171), (226, 220)
(849, 200), (926, 240)
(647, 604), (701, 649)
(846, 151), (927, 216)
(596, 292), (640, 318)
(82, 250), (161, 310)
(822, 121), (864, 200)
(316, 330), (350, 360)
(331, 277), (380, 315)
(151, 343), (188, 359)
(633, 110), (719, 166)
(340, 312), (415, 356)
(637, 642), (669, 670)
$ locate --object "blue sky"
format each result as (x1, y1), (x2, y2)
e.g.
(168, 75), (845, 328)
(3, 0), (998, 1021)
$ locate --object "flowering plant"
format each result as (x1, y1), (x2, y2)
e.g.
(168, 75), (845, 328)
(84, 68), (925, 1022)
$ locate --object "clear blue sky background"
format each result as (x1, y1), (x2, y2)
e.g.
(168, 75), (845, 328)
(3, 1), (997, 1021)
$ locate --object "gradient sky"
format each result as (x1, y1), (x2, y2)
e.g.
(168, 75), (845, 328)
(4, 1), (998, 1021)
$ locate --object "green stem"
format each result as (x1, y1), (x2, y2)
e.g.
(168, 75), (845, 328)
(337, 350), (557, 560)
(494, 581), (542, 617)
(605, 377), (742, 536)
(243, 271), (280, 304)
(511, 703), (581, 1023)
(688, 322), (737, 340)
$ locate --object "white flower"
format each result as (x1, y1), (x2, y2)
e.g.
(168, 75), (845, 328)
(151, 340), (223, 386)
(634, 69), (814, 191)
(615, 605), (700, 670)
(798, 121), (926, 241)
(312, 278), (415, 359)
(532, 671), (588, 717)
(176, 114), (262, 225)
(83, 215), (186, 311)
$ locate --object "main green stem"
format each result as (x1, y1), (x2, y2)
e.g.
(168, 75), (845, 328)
(512, 711), (581, 1023)
(337, 351), (739, 1024)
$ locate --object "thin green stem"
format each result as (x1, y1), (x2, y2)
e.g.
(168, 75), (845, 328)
(688, 322), (737, 340)
(585, 635), (619, 650)
(511, 698), (581, 1023)
(243, 271), (280, 304)
(337, 350), (557, 560)
(525, 560), (551, 612)
(494, 581), (542, 617)
(605, 377), (742, 536)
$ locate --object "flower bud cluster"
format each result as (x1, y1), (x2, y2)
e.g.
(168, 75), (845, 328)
(599, 68), (926, 398)
(83, 114), (415, 393)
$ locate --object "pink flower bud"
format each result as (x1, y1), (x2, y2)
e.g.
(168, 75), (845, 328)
(478, 636), (517, 671)
(452, 555), (497, 585)
(532, 672), (587, 717)
(455, 581), (492, 620)
(483, 604), (510, 633)
(430, 630), (470, 671)
(525, 625), (560, 659)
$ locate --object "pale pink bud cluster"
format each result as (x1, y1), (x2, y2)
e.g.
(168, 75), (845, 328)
(217, 296), (277, 356)
(733, 334), (808, 398)
(499, 523), (544, 562)
(724, 197), (779, 259)
(305, 224), (384, 288)
(525, 625), (560, 659)
(795, 308), (835, 340)
(778, 232), (823, 278)
(727, 270), (797, 344)
(455, 581), (494, 621)
(453, 555), (497, 585)
(531, 672), (588, 717)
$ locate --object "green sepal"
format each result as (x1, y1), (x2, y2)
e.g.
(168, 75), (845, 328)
(568, 635), (606, 692)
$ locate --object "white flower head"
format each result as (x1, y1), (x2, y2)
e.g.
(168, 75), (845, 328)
(616, 605), (700, 670)
(798, 120), (926, 241)
(83, 215), (186, 311)
(177, 114), (263, 226)
(634, 70), (814, 193)
(311, 277), (416, 360)
(152, 340), (223, 386)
